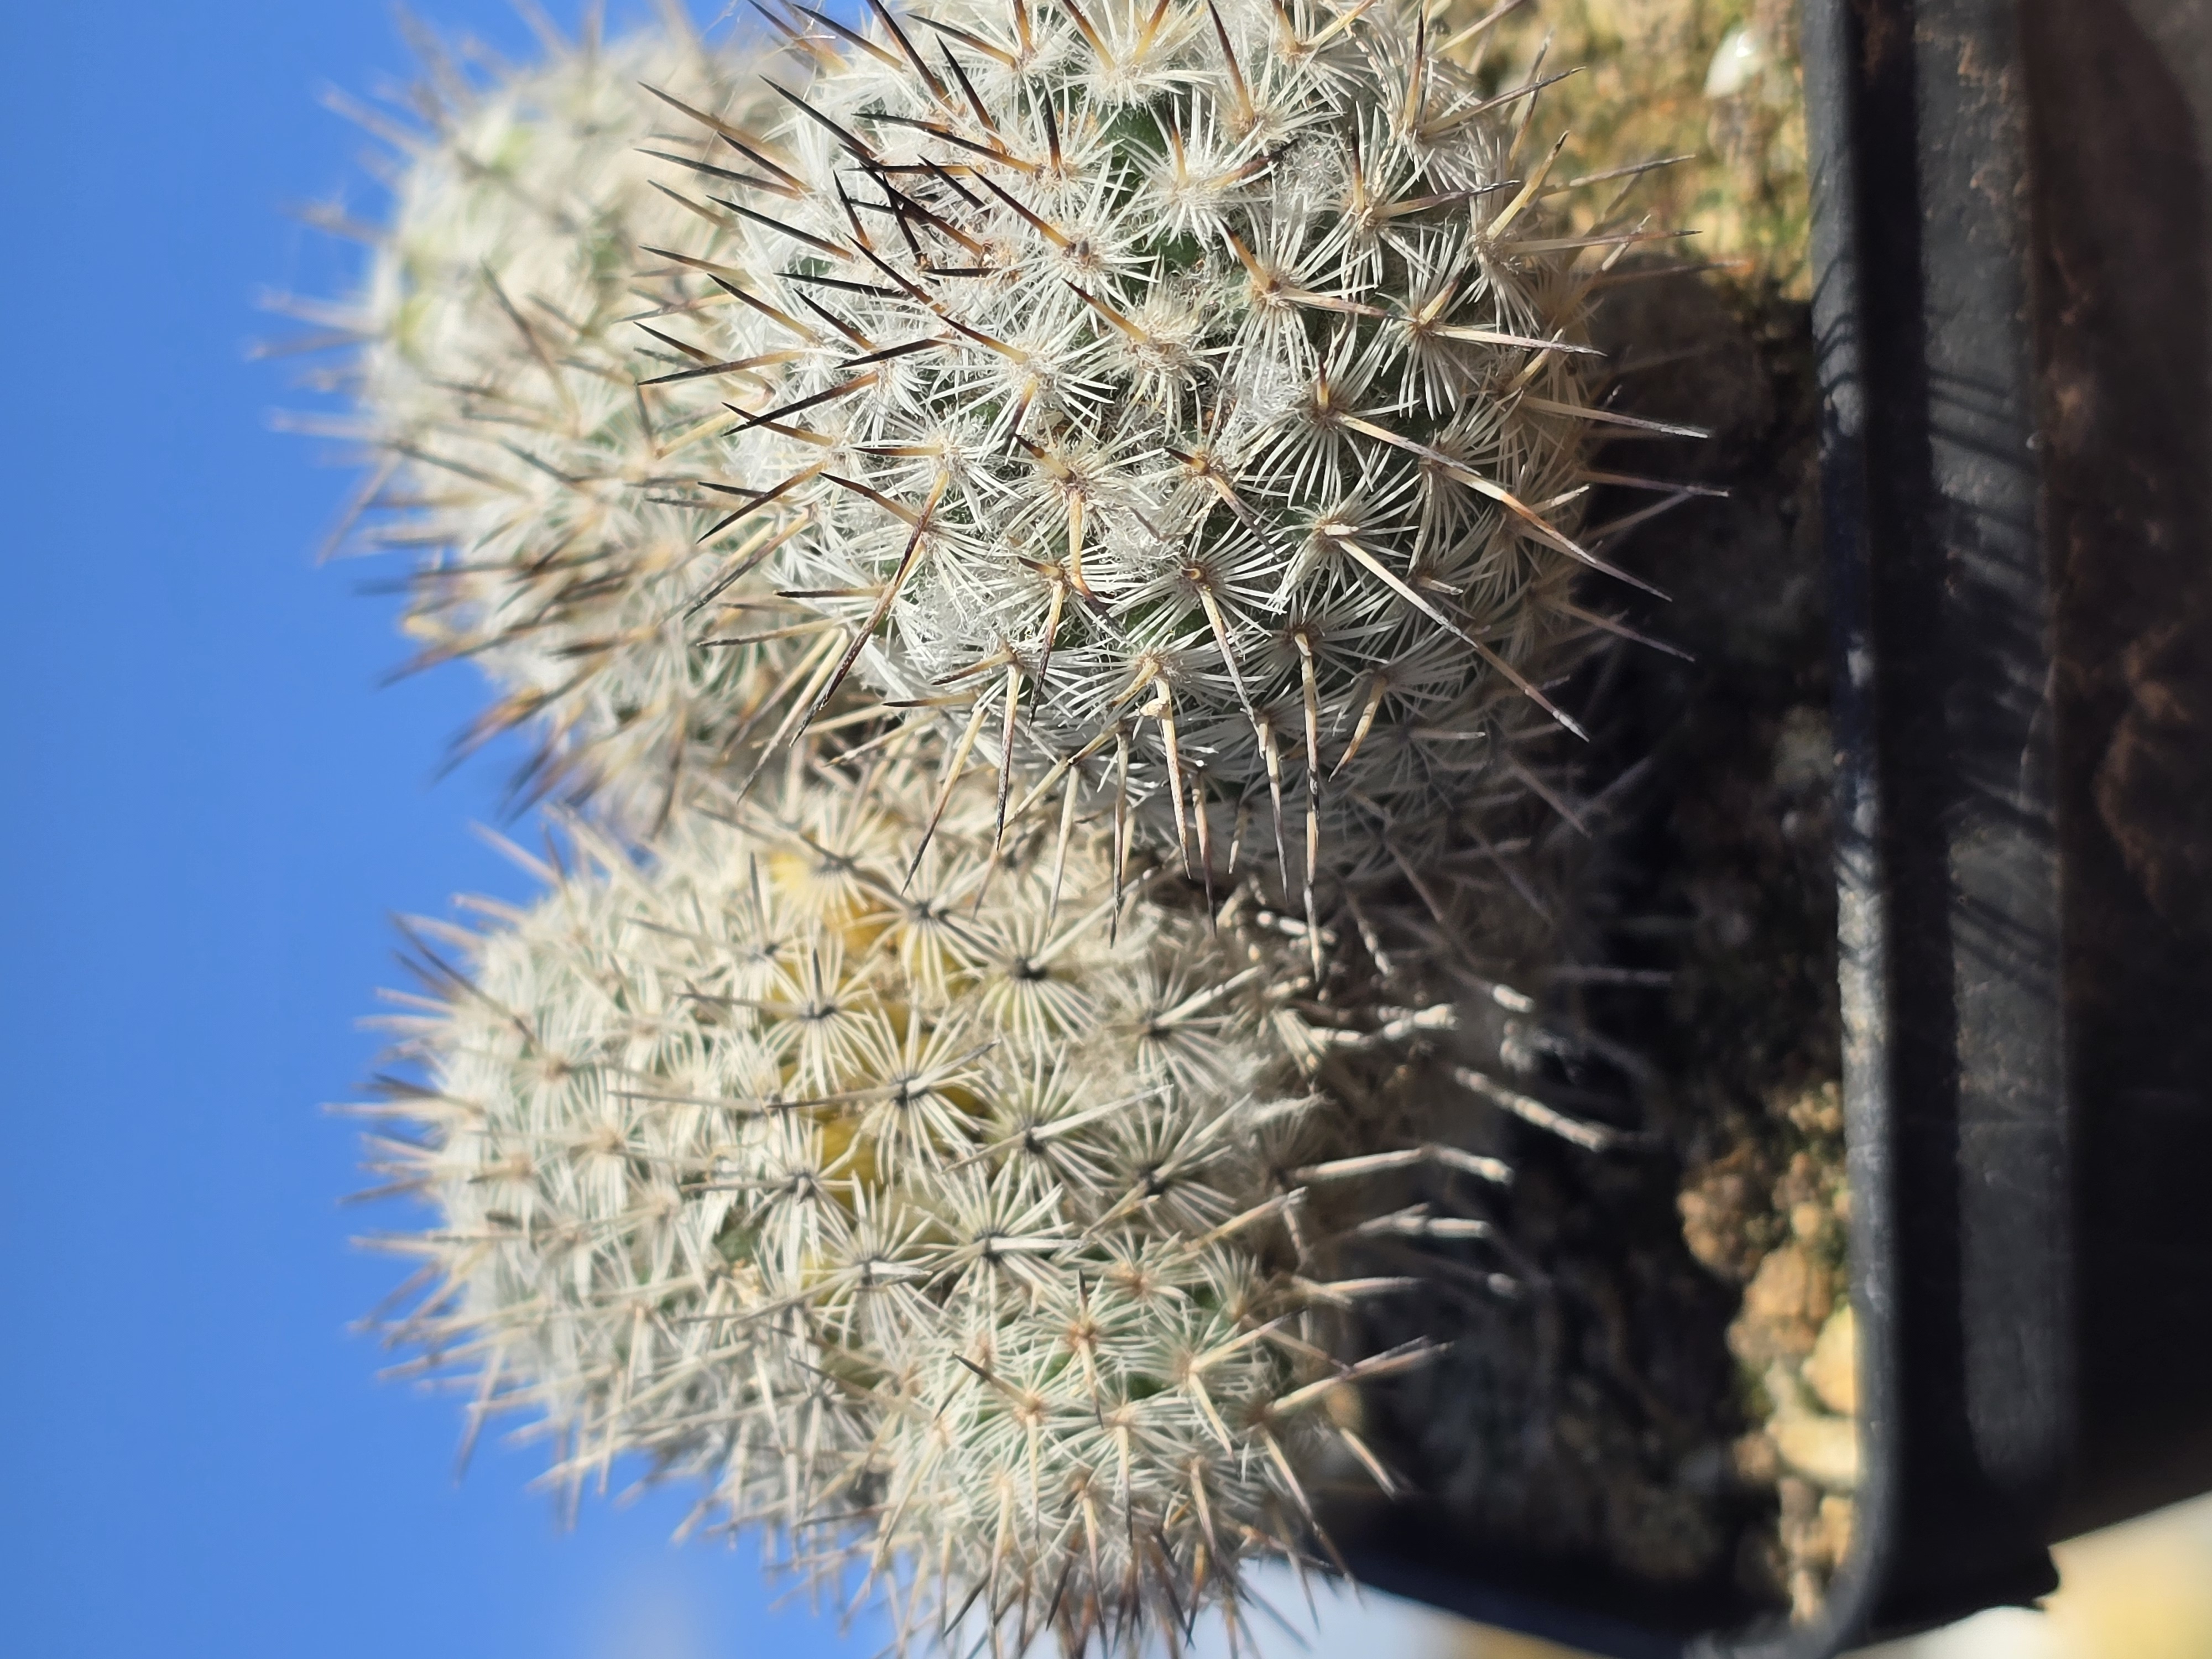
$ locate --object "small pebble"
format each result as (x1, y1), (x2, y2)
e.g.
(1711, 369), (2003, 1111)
(1704, 25), (1764, 98)
(1819, 1494), (1856, 1566)
(1735, 1243), (1831, 1360)
(1805, 1305), (1858, 1416)
(1772, 1410), (1859, 1492)
(1766, 1363), (1860, 1491)
(1732, 1430), (1781, 1485)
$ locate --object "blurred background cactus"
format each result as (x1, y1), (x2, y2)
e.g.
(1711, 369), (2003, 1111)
(322, 17), (827, 830)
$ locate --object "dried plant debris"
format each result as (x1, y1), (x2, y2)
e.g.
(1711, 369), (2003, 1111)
(1447, 0), (1810, 294)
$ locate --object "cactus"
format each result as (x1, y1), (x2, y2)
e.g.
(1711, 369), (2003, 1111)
(357, 745), (1463, 1652)
(317, 8), (1703, 1649)
(637, 0), (1667, 906)
(328, 19), (829, 829)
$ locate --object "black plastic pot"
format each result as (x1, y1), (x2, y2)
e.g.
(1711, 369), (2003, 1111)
(1777, 0), (2212, 1638)
(1339, 2), (2212, 1655)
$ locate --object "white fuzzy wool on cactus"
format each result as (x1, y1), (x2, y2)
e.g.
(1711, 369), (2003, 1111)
(336, 21), (825, 829)
(359, 753), (1424, 1654)
(645, 0), (1650, 899)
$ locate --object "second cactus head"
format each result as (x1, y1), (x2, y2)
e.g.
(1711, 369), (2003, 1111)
(644, 0), (1630, 895)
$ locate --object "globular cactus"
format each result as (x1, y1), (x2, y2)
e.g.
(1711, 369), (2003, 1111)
(637, 0), (1670, 905)
(325, 19), (832, 828)
(321, 7), (1695, 1648)
(358, 747), (1450, 1653)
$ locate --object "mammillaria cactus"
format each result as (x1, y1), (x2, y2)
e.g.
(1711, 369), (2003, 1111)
(639, 0), (1674, 906)
(360, 746), (1470, 1652)
(329, 18), (830, 828)
(319, 6), (1705, 1649)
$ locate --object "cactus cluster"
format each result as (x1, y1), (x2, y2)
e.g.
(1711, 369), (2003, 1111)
(306, 3), (1685, 1652)
(366, 747), (1440, 1652)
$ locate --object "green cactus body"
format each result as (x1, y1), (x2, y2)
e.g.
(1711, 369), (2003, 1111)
(644, 0), (1631, 902)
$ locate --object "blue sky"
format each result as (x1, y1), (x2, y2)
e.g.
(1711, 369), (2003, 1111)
(0, 4), (883, 1656)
